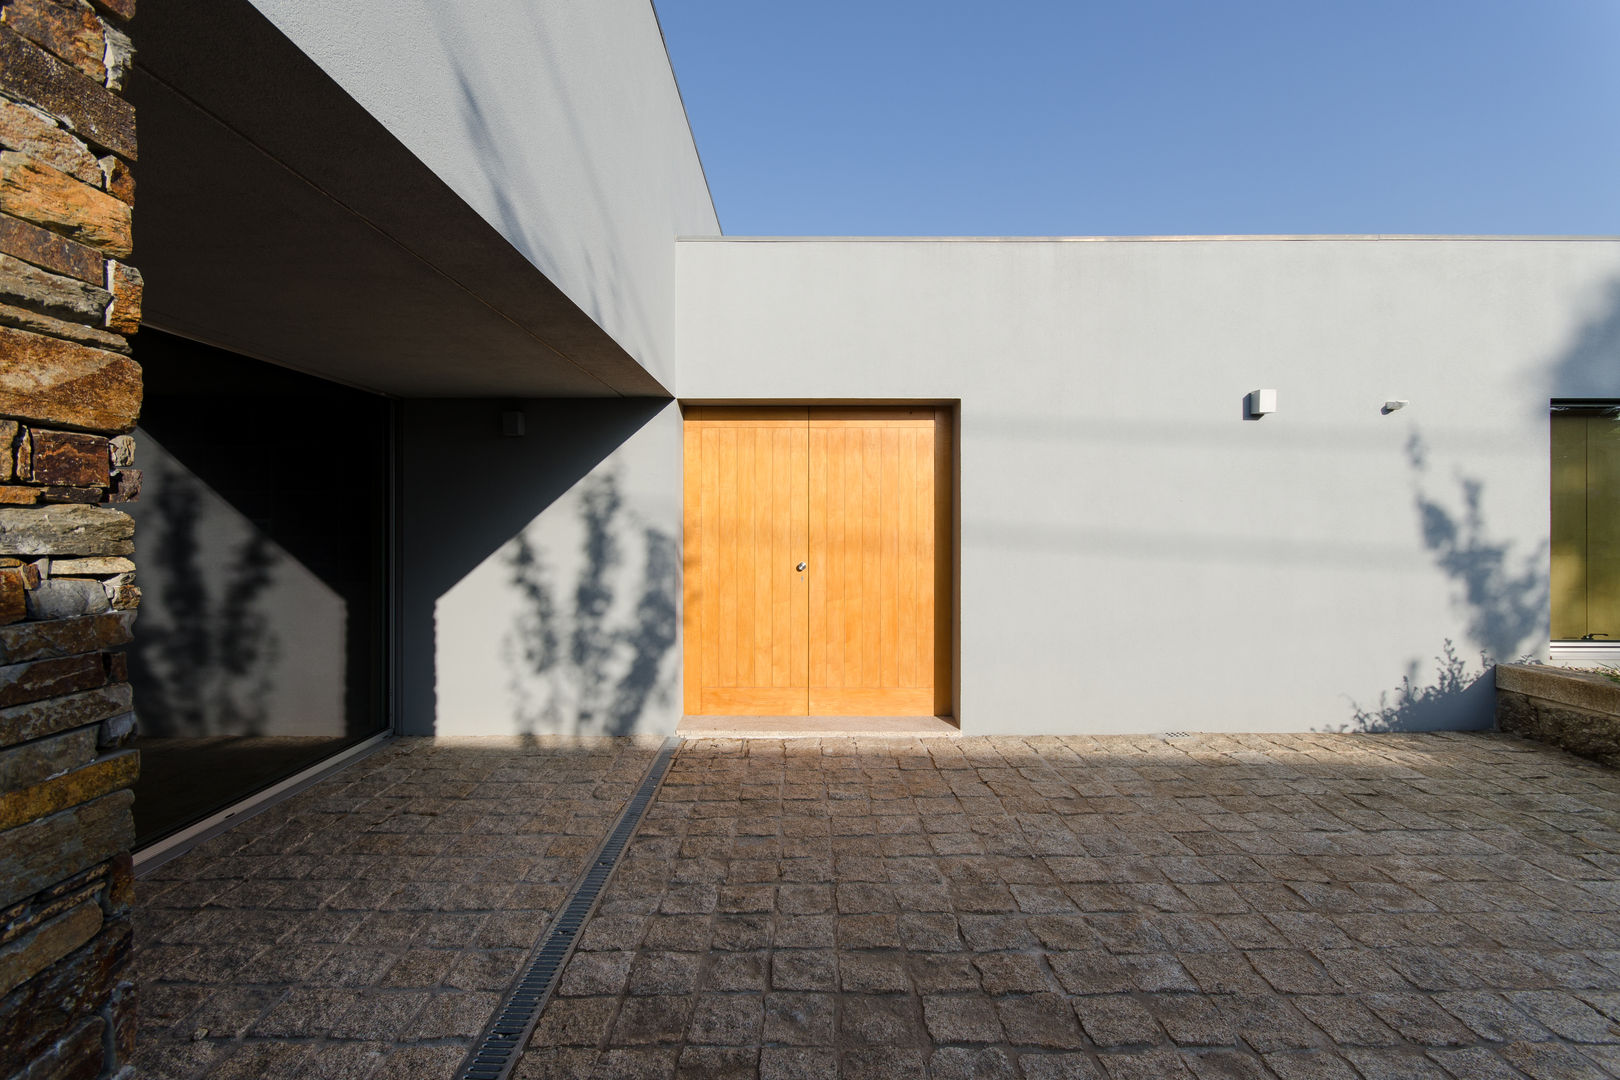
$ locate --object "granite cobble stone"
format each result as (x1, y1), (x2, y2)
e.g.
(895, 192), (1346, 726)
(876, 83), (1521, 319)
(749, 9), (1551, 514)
(132, 730), (1620, 1078)
(131, 737), (662, 1078)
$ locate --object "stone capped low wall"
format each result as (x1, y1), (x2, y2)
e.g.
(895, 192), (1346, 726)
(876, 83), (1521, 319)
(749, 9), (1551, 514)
(0, 0), (142, 1075)
(1496, 662), (1620, 767)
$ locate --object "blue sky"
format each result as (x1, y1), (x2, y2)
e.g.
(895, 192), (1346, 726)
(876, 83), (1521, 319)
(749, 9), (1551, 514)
(654, 1), (1620, 237)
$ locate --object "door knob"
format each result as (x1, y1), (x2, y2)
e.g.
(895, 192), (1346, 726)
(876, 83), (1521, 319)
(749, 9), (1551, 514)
(796, 562), (807, 572)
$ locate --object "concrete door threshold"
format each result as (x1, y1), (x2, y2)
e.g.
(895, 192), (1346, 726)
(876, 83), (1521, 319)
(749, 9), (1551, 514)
(678, 714), (961, 738)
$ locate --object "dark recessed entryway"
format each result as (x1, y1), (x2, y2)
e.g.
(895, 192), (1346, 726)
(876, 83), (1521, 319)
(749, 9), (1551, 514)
(127, 330), (390, 846)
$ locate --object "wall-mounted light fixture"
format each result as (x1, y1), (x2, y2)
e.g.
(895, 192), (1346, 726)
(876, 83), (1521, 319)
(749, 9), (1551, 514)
(1382, 400), (1409, 414)
(1246, 389), (1277, 417)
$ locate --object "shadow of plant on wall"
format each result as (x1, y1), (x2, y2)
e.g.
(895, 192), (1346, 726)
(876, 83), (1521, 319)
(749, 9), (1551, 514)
(1344, 432), (1545, 731)
(1347, 640), (1491, 732)
(1407, 433), (1547, 662)
(501, 471), (679, 737)
(130, 461), (280, 738)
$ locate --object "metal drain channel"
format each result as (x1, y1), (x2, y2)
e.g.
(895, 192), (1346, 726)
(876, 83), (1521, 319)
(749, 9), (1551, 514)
(455, 737), (680, 1080)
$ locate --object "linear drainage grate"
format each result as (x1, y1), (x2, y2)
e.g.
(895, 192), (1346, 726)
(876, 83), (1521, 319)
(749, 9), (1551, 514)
(455, 737), (680, 1080)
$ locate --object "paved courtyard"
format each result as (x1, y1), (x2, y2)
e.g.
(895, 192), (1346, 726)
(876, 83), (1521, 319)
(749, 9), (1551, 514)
(133, 732), (1620, 1078)
(130, 737), (662, 1079)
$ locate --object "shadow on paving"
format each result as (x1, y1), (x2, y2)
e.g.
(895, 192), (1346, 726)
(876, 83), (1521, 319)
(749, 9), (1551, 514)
(128, 737), (663, 1080)
(128, 732), (1620, 1080)
(515, 732), (1620, 1080)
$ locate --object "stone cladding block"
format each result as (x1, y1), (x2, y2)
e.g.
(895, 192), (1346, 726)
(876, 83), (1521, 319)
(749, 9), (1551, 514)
(40, 484), (106, 505)
(94, 708), (132, 749)
(0, 505), (134, 555)
(0, 612), (133, 663)
(0, 651), (106, 707)
(0, 151), (132, 256)
(1, 0), (109, 83)
(50, 557), (129, 576)
(102, 257), (138, 331)
(0, 726), (96, 788)
(29, 429), (108, 486)
(0, 299), (130, 352)
(0, 1), (139, 1075)
(0, 901), (102, 996)
(95, 579), (127, 609)
(102, 851), (131, 915)
(101, 574), (135, 609)
(0, 213), (102, 283)
(0, 568), (23, 623)
(88, 0), (131, 25)
(0, 98), (102, 185)
(17, 1014), (107, 1080)
(104, 466), (137, 501)
(0, 750), (137, 830)
(101, 23), (131, 90)
(0, 24), (134, 158)
(105, 435), (130, 467)
(3, 858), (111, 936)
(0, 421), (16, 481)
(0, 251), (111, 320)
(107, 976), (136, 1060)
(0, 328), (141, 431)
(97, 151), (130, 202)
(0, 788), (133, 908)
(0, 915), (130, 1073)
(0, 681), (132, 745)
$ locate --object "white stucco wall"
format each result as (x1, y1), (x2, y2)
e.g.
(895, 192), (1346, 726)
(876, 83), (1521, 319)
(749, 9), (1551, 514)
(400, 400), (684, 738)
(246, 0), (718, 387)
(675, 237), (1620, 734)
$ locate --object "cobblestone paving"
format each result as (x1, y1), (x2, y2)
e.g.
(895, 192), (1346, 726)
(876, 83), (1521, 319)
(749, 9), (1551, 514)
(129, 736), (662, 1080)
(515, 733), (1620, 1079)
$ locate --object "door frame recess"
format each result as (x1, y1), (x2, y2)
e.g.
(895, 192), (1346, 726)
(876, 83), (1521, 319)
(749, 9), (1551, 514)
(679, 401), (960, 724)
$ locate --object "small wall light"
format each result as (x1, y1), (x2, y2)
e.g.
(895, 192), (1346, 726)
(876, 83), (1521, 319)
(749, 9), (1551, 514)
(501, 410), (526, 437)
(1381, 400), (1409, 414)
(1246, 389), (1277, 417)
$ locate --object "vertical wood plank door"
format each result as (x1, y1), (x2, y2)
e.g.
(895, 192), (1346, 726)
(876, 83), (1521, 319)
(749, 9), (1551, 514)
(809, 408), (949, 716)
(684, 405), (951, 718)
(684, 408), (811, 715)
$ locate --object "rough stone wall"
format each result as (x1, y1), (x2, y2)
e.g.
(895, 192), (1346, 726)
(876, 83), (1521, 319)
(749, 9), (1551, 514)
(0, 0), (143, 1077)
(1496, 662), (1620, 768)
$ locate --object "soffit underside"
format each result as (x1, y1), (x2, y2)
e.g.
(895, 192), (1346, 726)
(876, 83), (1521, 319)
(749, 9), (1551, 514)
(130, 0), (664, 398)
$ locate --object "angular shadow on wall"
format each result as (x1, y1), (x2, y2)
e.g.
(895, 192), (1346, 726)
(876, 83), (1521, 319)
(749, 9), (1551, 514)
(431, 8), (662, 373)
(500, 472), (679, 738)
(1547, 275), (1620, 403)
(399, 398), (672, 736)
(1342, 431), (1546, 731)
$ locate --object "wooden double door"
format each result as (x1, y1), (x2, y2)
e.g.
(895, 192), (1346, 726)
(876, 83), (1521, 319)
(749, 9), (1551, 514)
(683, 406), (951, 716)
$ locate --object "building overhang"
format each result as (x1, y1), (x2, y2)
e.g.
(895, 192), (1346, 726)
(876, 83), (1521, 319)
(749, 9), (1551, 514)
(130, 0), (665, 398)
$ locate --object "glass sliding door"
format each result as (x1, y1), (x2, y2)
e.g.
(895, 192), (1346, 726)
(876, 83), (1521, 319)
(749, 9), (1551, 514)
(128, 330), (391, 847)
